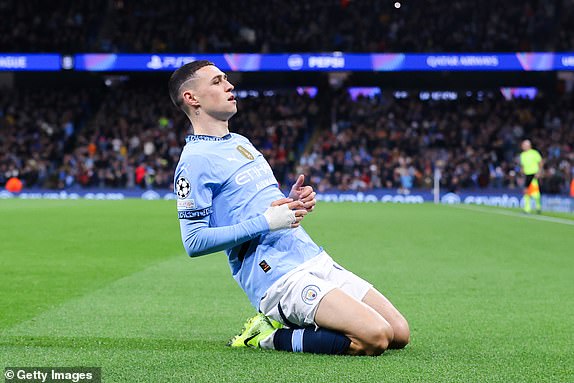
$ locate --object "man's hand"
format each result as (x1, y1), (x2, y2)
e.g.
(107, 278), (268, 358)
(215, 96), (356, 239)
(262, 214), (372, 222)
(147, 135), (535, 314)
(264, 198), (308, 230)
(288, 174), (316, 212)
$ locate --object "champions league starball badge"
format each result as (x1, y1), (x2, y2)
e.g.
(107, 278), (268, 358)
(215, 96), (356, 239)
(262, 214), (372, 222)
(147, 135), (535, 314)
(176, 177), (191, 199)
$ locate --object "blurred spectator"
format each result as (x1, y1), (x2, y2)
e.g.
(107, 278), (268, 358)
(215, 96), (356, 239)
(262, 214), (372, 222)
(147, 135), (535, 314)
(5, 177), (22, 192)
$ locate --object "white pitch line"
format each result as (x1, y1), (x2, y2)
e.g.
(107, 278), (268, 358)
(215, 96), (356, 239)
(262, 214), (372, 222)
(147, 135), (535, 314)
(448, 204), (574, 226)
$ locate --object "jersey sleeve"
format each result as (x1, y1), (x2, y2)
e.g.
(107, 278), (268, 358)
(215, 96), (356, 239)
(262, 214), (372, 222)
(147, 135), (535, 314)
(175, 152), (270, 257)
(179, 215), (269, 257)
(174, 154), (213, 220)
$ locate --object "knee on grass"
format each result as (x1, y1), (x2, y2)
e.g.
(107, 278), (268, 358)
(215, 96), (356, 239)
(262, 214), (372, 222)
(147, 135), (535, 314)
(357, 323), (394, 356)
(389, 319), (410, 349)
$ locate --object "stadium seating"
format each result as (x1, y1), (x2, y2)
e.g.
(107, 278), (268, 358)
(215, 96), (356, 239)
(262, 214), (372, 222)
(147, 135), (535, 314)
(0, 0), (105, 52)
(1, 86), (571, 193)
(1, 0), (572, 194)
(300, 91), (573, 194)
(1, 0), (573, 53)
(0, 86), (318, 190)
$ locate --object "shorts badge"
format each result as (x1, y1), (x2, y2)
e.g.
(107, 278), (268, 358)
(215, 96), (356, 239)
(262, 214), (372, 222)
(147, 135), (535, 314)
(301, 285), (320, 305)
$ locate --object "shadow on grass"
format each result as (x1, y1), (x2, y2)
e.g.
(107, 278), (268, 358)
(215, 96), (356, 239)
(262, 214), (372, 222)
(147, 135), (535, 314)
(1, 334), (413, 359)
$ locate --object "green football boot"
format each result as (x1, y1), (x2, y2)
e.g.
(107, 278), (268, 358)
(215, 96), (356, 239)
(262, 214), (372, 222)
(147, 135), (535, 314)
(268, 318), (284, 330)
(228, 313), (276, 348)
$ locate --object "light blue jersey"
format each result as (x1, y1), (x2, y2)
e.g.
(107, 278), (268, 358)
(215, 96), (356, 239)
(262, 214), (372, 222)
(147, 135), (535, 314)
(174, 133), (322, 308)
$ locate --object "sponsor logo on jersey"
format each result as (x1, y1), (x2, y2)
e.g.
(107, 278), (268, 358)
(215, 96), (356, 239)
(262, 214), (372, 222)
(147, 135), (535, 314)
(301, 285), (321, 305)
(235, 162), (275, 186)
(259, 260), (271, 273)
(177, 199), (196, 210)
(236, 145), (254, 160)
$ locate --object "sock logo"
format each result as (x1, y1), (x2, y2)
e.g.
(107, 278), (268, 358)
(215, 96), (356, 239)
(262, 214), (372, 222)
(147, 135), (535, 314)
(301, 285), (320, 305)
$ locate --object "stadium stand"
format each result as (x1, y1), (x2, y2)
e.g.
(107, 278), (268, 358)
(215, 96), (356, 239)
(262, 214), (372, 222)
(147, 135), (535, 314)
(0, 0), (572, 196)
(1, 0), (573, 53)
(0, 88), (95, 189)
(0, 0), (105, 52)
(299, 91), (573, 194)
(1, 85), (571, 193)
(97, 0), (574, 53)
(0, 86), (317, 190)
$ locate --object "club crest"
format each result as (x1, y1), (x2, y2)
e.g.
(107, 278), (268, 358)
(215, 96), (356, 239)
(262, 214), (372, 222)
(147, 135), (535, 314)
(301, 285), (320, 305)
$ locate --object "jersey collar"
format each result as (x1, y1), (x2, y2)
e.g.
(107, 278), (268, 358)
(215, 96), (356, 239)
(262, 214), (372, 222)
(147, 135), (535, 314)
(185, 133), (232, 143)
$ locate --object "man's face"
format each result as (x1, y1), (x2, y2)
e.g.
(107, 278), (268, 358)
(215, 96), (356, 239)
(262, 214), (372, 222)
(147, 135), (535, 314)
(185, 65), (237, 121)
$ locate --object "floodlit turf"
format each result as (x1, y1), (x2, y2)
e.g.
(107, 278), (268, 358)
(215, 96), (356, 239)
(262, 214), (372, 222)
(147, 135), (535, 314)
(1, 199), (573, 382)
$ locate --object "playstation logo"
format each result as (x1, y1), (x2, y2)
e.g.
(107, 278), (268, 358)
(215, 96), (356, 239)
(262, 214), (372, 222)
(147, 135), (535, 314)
(147, 55), (163, 70)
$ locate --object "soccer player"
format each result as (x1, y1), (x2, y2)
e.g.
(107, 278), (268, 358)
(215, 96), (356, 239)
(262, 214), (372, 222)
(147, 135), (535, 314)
(168, 61), (409, 356)
(519, 139), (543, 214)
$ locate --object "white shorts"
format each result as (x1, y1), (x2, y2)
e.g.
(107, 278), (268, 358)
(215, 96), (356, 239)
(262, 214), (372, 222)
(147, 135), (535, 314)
(259, 251), (372, 328)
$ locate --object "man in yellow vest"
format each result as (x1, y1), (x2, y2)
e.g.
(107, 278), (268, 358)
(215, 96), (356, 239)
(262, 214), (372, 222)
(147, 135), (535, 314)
(519, 140), (544, 214)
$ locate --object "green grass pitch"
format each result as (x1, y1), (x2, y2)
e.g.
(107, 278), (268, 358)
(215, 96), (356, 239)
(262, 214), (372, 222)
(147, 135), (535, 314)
(1, 199), (573, 382)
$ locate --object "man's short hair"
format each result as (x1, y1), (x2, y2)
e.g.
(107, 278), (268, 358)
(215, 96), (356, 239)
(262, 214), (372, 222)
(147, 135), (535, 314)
(168, 60), (214, 111)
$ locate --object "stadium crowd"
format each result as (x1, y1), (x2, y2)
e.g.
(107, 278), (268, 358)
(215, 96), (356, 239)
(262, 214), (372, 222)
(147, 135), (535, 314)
(1, 85), (572, 194)
(0, 0), (105, 53)
(1, 0), (573, 195)
(0, 88), (95, 190)
(1, 0), (573, 53)
(298, 91), (573, 194)
(103, 0), (570, 53)
(0, 87), (317, 190)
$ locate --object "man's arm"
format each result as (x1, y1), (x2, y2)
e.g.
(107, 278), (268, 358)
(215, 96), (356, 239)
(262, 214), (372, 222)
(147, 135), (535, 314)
(181, 215), (268, 257)
(181, 199), (307, 257)
(537, 158), (544, 178)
